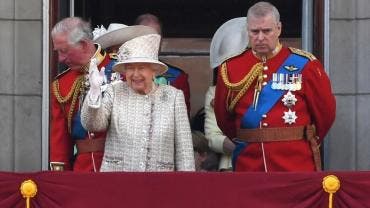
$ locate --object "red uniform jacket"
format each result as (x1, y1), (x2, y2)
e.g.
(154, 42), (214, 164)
(215, 47), (336, 171)
(50, 53), (115, 171)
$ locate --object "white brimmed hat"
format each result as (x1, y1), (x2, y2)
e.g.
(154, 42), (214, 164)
(113, 34), (168, 75)
(93, 23), (157, 49)
(210, 17), (249, 69)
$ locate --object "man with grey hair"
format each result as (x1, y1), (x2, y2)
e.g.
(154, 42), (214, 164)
(214, 2), (336, 172)
(50, 17), (117, 172)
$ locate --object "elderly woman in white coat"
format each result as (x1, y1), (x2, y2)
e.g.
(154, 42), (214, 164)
(81, 34), (195, 172)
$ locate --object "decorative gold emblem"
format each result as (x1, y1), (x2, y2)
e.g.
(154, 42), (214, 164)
(20, 179), (37, 208)
(323, 175), (340, 208)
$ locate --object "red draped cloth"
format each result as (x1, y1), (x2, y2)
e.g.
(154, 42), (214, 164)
(0, 171), (369, 208)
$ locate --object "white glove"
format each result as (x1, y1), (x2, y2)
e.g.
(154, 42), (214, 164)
(88, 58), (105, 101)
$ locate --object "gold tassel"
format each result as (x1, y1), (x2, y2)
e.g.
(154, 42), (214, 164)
(20, 179), (37, 208)
(322, 175), (340, 208)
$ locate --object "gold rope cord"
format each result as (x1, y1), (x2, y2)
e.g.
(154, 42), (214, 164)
(52, 77), (83, 104)
(52, 75), (85, 133)
(221, 62), (263, 112)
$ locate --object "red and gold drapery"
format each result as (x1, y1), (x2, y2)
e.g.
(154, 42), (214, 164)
(0, 171), (368, 208)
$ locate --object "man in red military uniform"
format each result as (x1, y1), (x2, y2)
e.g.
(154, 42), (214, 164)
(214, 2), (336, 172)
(50, 17), (118, 171)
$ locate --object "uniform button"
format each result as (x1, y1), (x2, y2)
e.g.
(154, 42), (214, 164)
(262, 82), (267, 86)
(263, 66), (268, 71)
(263, 74), (268, 78)
(262, 123), (268, 127)
(90, 133), (95, 138)
(262, 114), (267, 118)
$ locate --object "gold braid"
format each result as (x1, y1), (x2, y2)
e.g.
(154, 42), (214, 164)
(221, 62), (263, 112)
(52, 75), (85, 133)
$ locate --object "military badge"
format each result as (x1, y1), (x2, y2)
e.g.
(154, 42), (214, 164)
(282, 109), (297, 124)
(271, 73), (278, 89)
(284, 65), (298, 71)
(282, 91), (297, 108)
(271, 73), (302, 91)
(291, 74), (302, 91)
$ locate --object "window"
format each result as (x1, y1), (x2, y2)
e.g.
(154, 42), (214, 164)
(74, 0), (302, 38)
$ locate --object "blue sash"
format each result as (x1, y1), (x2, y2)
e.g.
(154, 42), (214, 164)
(71, 110), (87, 140)
(240, 54), (309, 128)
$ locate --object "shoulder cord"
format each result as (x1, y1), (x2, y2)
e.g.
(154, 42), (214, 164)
(52, 75), (85, 133)
(221, 62), (263, 112)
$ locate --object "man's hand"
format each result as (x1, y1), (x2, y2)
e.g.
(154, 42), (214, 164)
(89, 58), (105, 100)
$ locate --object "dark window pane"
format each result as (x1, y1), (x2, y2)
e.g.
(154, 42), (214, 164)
(75, 0), (301, 38)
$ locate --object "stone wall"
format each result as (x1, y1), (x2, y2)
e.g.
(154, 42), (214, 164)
(326, 0), (370, 170)
(0, 0), (43, 171)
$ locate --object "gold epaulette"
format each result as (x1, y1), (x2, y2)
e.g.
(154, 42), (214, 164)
(54, 68), (71, 80)
(109, 53), (118, 60)
(289, 47), (316, 61)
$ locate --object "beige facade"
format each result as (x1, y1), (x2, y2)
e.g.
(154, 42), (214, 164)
(0, 0), (369, 171)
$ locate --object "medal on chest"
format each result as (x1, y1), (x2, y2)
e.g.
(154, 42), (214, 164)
(282, 91), (297, 108)
(282, 109), (297, 124)
(271, 73), (302, 91)
(281, 90), (298, 124)
(271, 64), (303, 125)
